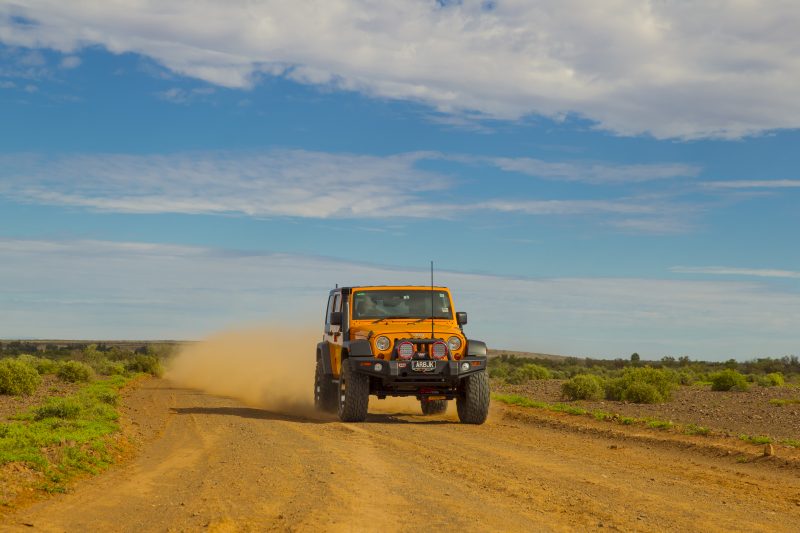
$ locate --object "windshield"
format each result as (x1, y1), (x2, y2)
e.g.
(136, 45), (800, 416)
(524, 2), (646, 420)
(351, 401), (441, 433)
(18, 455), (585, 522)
(352, 290), (453, 320)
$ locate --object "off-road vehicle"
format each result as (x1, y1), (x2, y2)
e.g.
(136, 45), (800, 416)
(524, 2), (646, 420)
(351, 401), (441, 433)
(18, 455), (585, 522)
(314, 285), (489, 423)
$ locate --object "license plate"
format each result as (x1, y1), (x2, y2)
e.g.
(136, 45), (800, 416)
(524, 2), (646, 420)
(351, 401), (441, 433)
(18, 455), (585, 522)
(411, 360), (436, 372)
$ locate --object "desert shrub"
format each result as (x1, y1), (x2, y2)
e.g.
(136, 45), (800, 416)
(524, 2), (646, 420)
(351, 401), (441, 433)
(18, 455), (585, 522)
(685, 424), (710, 436)
(506, 363), (551, 384)
(710, 369), (749, 391)
(604, 367), (677, 403)
(676, 370), (697, 385)
(758, 372), (785, 387)
(96, 389), (119, 406)
(34, 397), (82, 420)
(93, 359), (127, 376)
(561, 374), (605, 400)
(0, 359), (42, 395)
(488, 365), (510, 380)
(125, 354), (163, 377)
(622, 381), (663, 404)
(57, 361), (93, 383)
(16, 354), (60, 375)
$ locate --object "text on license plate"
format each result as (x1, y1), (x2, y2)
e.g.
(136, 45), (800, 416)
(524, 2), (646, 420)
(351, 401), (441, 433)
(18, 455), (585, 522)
(411, 360), (436, 372)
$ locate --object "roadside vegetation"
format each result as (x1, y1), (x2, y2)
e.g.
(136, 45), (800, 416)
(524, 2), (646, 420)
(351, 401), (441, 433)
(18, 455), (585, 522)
(489, 352), (799, 404)
(494, 393), (800, 451)
(490, 352), (800, 455)
(0, 341), (173, 499)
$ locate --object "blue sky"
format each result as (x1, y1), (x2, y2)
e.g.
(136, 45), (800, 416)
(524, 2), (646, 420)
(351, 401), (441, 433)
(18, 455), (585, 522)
(1, 1), (799, 359)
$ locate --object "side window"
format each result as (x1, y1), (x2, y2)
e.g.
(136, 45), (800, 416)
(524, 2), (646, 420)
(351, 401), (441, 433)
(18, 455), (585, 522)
(330, 293), (342, 331)
(325, 294), (334, 324)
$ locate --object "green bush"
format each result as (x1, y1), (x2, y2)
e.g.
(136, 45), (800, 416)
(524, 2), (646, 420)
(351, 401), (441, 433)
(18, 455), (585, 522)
(506, 363), (551, 384)
(125, 355), (163, 377)
(96, 390), (119, 406)
(604, 367), (677, 403)
(15, 354), (60, 375)
(561, 374), (605, 400)
(57, 361), (93, 383)
(0, 358), (42, 395)
(710, 369), (749, 391)
(621, 381), (662, 404)
(488, 365), (510, 380)
(93, 359), (127, 376)
(758, 372), (784, 387)
(34, 397), (82, 420)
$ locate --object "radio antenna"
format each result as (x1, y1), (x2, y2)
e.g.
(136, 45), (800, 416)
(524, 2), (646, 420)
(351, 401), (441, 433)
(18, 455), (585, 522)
(430, 260), (434, 339)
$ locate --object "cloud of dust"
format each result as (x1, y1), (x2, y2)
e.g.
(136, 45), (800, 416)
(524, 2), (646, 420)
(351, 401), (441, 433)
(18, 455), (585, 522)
(166, 324), (459, 419)
(165, 325), (319, 417)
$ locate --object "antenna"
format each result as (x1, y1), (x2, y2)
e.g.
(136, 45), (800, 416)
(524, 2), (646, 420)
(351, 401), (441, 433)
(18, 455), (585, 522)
(430, 260), (434, 339)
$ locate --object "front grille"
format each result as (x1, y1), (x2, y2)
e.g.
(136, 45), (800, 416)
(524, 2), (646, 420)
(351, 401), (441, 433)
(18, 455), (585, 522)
(394, 338), (446, 360)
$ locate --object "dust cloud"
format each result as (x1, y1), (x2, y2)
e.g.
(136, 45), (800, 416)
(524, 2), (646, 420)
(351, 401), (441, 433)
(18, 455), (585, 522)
(166, 324), (457, 419)
(166, 325), (319, 417)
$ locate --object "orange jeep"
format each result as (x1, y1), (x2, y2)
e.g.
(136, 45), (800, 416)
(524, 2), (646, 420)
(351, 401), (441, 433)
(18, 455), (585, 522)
(314, 285), (489, 423)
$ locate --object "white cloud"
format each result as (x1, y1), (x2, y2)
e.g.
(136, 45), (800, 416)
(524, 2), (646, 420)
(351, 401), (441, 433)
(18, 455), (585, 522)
(671, 266), (800, 280)
(0, 80), (14, 88)
(1, 238), (798, 359)
(0, 150), (449, 218)
(156, 86), (215, 104)
(704, 180), (800, 189)
(59, 55), (81, 69)
(0, 150), (694, 231)
(3, 1), (800, 139)
(489, 158), (700, 184)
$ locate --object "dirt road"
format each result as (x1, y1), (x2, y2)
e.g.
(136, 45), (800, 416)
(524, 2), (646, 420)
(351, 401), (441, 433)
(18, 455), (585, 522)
(4, 378), (800, 532)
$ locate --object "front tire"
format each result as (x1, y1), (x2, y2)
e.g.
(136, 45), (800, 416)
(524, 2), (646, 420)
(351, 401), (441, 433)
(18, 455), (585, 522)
(456, 371), (490, 424)
(420, 399), (448, 415)
(337, 361), (369, 422)
(314, 358), (337, 413)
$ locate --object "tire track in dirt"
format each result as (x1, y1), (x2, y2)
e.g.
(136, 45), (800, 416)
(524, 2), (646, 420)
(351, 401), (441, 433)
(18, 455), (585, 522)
(3, 378), (800, 532)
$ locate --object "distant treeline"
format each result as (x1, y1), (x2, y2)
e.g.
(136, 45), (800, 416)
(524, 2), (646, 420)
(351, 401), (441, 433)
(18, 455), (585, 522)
(490, 352), (800, 380)
(0, 340), (182, 359)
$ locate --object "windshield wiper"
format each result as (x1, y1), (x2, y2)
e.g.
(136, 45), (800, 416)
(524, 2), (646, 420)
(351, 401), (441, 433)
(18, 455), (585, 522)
(371, 316), (411, 323)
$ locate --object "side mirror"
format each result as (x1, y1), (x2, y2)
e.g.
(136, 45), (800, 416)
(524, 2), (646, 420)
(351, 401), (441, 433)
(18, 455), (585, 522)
(330, 311), (342, 326)
(456, 312), (468, 325)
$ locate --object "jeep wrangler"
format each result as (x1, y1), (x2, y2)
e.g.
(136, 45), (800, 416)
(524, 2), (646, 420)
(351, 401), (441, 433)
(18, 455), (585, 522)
(314, 285), (490, 424)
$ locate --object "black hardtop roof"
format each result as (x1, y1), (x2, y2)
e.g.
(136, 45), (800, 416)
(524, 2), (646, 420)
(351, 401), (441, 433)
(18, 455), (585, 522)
(333, 285), (450, 292)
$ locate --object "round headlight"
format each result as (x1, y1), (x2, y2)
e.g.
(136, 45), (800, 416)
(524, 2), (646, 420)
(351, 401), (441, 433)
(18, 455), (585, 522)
(375, 336), (391, 351)
(447, 336), (462, 352)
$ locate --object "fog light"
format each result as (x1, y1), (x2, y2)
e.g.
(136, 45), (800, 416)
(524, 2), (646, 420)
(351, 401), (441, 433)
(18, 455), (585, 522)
(461, 362), (470, 372)
(374, 363), (383, 372)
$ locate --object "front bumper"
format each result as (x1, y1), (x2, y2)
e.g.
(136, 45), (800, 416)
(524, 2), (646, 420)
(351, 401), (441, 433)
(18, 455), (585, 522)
(347, 356), (486, 390)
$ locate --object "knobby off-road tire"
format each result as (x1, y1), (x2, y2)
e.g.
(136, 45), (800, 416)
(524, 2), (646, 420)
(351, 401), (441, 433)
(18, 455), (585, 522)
(420, 399), (448, 415)
(456, 371), (490, 424)
(337, 361), (369, 422)
(314, 358), (338, 413)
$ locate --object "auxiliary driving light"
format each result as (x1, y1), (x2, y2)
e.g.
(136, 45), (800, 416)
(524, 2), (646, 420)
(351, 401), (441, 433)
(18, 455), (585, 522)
(432, 341), (448, 360)
(461, 362), (470, 372)
(374, 363), (383, 372)
(397, 341), (414, 360)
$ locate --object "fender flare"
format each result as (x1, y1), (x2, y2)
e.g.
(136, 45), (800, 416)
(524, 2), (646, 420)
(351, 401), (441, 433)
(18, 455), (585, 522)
(344, 339), (373, 357)
(317, 342), (333, 375)
(466, 339), (487, 357)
